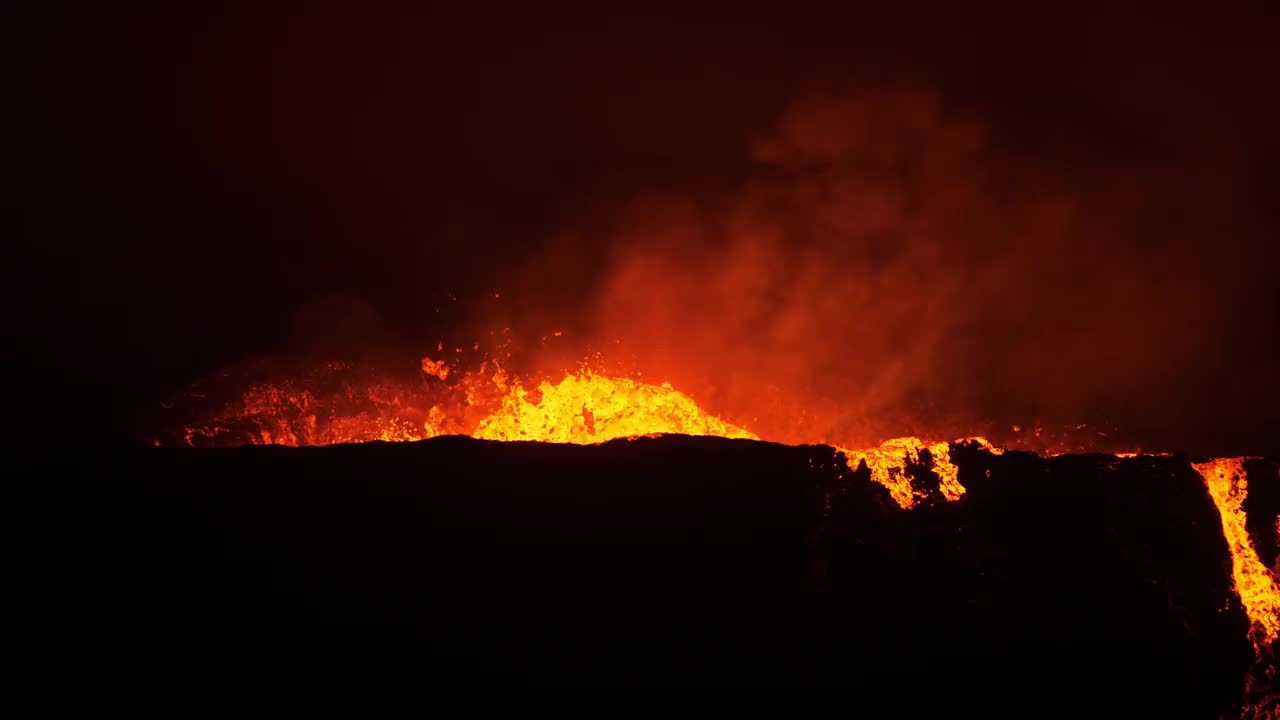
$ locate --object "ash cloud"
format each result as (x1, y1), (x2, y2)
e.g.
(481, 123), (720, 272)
(580, 80), (1278, 453)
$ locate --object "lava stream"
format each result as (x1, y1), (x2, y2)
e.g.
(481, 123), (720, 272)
(1193, 459), (1280, 649)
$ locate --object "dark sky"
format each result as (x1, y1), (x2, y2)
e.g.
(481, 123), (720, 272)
(10, 3), (1280, 454)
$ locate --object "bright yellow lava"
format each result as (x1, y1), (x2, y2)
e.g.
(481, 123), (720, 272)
(835, 438), (965, 509)
(191, 362), (999, 508)
(471, 372), (976, 509)
(1192, 458), (1280, 649)
(473, 372), (757, 443)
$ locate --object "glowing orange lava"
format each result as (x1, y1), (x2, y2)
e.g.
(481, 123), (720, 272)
(178, 355), (995, 507)
(473, 372), (757, 444)
(834, 437), (986, 509)
(1192, 459), (1280, 648)
(165, 349), (1278, 710)
(1192, 458), (1280, 714)
(172, 354), (1278, 600)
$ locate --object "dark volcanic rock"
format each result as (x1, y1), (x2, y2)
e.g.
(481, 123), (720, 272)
(1244, 458), (1280, 573)
(27, 436), (1275, 713)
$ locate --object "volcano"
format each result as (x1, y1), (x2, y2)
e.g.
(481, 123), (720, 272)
(42, 355), (1280, 714)
(15, 2), (1280, 714)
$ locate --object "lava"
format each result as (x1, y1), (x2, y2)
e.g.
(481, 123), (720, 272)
(1193, 459), (1280, 647)
(172, 354), (987, 507)
(166, 350), (1280, 691)
(834, 437), (990, 509)
(473, 372), (757, 444)
(1192, 459), (1280, 715)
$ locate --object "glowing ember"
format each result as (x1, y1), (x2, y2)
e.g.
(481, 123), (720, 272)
(183, 376), (446, 447)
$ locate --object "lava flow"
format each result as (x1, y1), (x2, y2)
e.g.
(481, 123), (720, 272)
(1194, 459), (1280, 661)
(164, 349), (1280, 687)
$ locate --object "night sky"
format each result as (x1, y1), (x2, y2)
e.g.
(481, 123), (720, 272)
(11, 3), (1280, 454)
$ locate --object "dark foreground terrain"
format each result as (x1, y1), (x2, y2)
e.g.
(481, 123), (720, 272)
(23, 436), (1280, 712)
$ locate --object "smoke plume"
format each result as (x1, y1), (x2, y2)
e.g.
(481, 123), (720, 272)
(579, 80), (1276, 452)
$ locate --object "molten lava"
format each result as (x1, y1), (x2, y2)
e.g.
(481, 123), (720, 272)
(167, 349), (1280, 696)
(1193, 459), (1280, 648)
(834, 437), (986, 509)
(1192, 459), (1280, 715)
(473, 372), (756, 444)
(173, 354), (991, 507)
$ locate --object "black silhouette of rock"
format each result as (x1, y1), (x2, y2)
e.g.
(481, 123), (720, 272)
(24, 436), (1278, 714)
